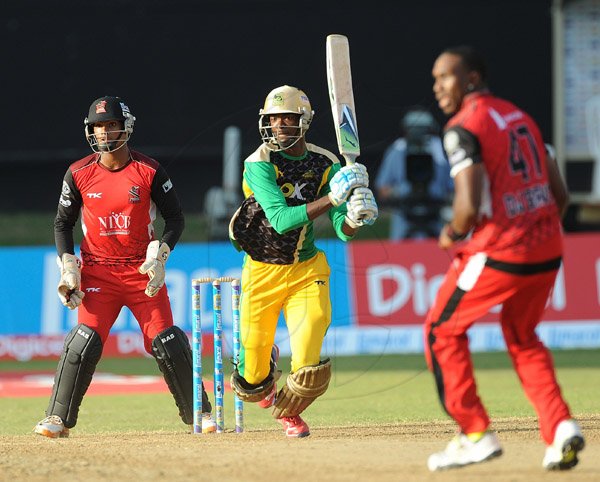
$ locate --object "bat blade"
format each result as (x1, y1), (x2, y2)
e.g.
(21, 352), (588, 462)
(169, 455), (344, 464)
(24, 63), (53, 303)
(326, 34), (360, 165)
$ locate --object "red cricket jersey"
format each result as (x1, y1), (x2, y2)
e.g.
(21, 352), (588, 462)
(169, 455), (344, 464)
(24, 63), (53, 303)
(445, 92), (562, 263)
(56, 150), (183, 265)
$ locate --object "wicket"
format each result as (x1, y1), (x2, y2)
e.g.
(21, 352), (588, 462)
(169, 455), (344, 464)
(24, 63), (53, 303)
(191, 276), (243, 434)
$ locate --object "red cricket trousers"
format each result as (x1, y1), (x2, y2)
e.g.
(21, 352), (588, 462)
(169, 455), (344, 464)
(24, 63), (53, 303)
(424, 252), (572, 444)
(78, 263), (174, 354)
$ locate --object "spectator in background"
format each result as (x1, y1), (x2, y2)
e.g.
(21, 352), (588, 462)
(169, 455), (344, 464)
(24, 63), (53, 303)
(375, 107), (453, 240)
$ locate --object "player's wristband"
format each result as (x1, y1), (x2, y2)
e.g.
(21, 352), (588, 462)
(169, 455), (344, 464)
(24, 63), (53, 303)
(445, 224), (468, 242)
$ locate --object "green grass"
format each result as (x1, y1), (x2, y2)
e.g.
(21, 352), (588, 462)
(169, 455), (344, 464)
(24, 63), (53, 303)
(1, 350), (598, 435)
(0, 213), (57, 246)
(0, 212), (392, 246)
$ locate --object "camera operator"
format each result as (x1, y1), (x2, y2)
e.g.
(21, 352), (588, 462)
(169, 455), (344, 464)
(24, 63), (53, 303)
(375, 107), (453, 240)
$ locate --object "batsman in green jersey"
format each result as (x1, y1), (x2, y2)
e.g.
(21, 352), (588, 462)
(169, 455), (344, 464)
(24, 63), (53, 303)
(229, 85), (378, 437)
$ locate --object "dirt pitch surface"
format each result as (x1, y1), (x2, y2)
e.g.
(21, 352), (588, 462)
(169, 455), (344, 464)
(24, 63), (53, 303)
(2, 416), (598, 481)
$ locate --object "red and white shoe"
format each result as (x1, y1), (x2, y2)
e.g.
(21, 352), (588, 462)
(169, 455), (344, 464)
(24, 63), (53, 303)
(257, 345), (280, 409)
(278, 415), (310, 438)
(257, 386), (277, 409)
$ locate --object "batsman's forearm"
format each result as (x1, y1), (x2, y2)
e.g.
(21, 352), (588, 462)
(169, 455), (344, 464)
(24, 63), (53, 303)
(342, 222), (358, 236)
(306, 196), (334, 221)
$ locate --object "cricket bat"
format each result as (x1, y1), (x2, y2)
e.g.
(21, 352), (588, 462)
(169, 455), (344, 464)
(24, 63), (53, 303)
(326, 34), (360, 165)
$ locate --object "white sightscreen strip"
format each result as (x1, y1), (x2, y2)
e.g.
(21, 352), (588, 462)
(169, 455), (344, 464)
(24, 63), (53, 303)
(564, 0), (600, 158)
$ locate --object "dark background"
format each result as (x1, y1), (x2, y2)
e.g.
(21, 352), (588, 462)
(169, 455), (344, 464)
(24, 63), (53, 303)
(2, 0), (553, 214)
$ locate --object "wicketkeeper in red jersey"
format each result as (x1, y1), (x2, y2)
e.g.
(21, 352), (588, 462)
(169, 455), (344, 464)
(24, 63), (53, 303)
(425, 47), (585, 471)
(34, 96), (217, 437)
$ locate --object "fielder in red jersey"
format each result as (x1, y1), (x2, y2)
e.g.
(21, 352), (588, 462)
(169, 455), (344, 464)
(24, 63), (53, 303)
(425, 47), (584, 472)
(34, 96), (216, 438)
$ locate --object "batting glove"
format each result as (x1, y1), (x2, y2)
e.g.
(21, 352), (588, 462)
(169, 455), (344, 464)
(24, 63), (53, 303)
(328, 163), (369, 206)
(345, 187), (379, 228)
(57, 253), (85, 310)
(139, 240), (171, 297)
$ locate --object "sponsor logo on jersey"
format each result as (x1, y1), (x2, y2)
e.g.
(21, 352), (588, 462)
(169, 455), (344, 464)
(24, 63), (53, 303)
(129, 186), (140, 203)
(280, 182), (307, 200)
(59, 196), (71, 207)
(95, 100), (107, 114)
(98, 211), (131, 236)
(86, 287), (101, 292)
(61, 181), (71, 196)
(162, 179), (173, 193)
(302, 170), (316, 179)
(87, 192), (102, 199)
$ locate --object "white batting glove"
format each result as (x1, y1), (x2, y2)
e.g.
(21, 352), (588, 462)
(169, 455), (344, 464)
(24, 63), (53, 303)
(328, 163), (369, 206)
(139, 240), (171, 297)
(57, 253), (85, 310)
(345, 187), (379, 228)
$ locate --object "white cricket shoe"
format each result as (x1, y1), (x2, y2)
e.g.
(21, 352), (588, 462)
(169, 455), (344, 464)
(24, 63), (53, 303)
(34, 415), (69, 438)
(201, 413), (217, 433)
(427, 431), (502, 471)
(542, 419), (585, 470)
(188, 413), (217, 433)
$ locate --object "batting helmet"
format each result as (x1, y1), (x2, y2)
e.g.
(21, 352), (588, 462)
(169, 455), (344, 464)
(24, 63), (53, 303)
(258, 85), (314, 151)
(84, 96), (136, 153)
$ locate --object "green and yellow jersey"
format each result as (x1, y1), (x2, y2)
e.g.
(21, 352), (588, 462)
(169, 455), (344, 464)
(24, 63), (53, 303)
(230, 143), (352, 264)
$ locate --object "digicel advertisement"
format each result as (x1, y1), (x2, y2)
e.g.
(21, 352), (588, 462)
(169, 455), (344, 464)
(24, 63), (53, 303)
(0, 234), (598, 360)
(349, 234), (600, 326)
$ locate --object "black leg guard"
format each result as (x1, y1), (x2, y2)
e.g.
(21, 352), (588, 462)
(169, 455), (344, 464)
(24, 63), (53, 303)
(46, 324), (103, 429)
(152, 326), (211, 425)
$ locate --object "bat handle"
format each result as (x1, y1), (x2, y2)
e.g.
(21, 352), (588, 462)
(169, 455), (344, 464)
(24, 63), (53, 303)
(343, 154), (357, 165)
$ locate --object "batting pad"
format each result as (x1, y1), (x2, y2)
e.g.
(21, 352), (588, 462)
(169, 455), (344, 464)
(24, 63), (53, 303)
(272, 359), (331, 419)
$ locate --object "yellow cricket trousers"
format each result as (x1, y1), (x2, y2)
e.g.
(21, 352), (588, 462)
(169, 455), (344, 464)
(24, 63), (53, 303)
(239, 251), (331, 384)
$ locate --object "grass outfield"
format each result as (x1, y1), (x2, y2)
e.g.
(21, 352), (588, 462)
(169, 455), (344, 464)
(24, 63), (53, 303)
(0, 211), (392, 246)
(2, 350), (599, 436)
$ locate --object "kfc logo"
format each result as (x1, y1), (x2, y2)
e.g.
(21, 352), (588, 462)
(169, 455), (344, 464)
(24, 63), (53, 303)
(96, 100), (107, 114)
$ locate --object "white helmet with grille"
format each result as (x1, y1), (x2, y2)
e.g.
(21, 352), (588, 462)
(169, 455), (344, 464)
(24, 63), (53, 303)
(258, 85), (314, 151)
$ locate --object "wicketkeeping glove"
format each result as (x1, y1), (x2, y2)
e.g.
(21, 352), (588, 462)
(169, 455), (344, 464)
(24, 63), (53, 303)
(57, 253), (85, 310)
(139, 240), (171, 297)
(345, 187), (379, 228)
(328, 163), (369, 207)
